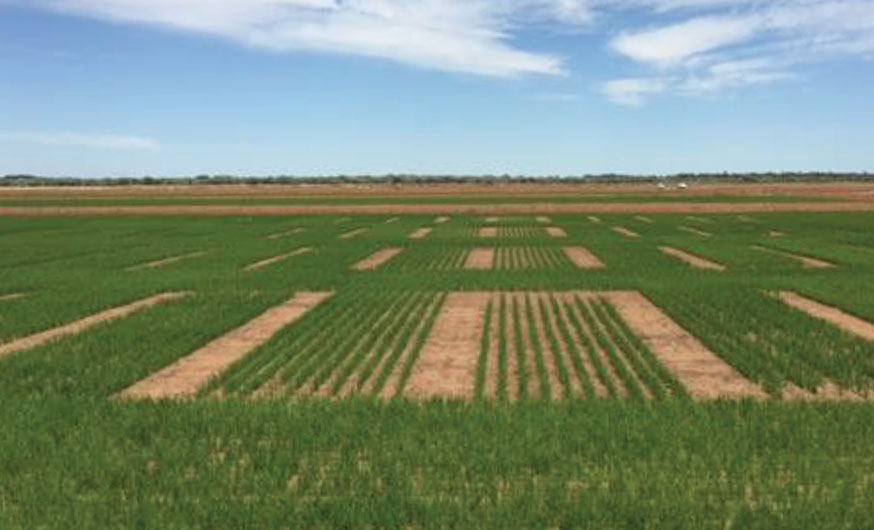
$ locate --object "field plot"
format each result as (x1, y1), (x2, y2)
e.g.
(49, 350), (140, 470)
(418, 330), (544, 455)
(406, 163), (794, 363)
(493, 247), (567, 270)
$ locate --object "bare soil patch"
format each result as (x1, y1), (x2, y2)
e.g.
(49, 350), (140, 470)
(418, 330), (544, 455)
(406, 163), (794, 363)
(244, 247), (312, 271)
(485, 217), (499, 223)
(119, 291), (333, 400)
(352, 248), (403, 271)
(478, 227), (498, 238)
(769, 230), (786, 237)
(587, 216), (602, 224)
(778, 291), (874, 342)
(612, 226), (640, 238)
(537, 216), (551, 223)
(607, 291), (765, 399)
(409, 227), (432, 239)
(464, 248), (495, 270)
(659, 247), (726, 271)
(752, 246), (834, 268)
(385, 217), (399, 223)
(563, 247), (605, 269)
(267, 228), (303, 239)
(0, 292), (27, 303)
(0, 292), (190, 360)
(405, 292), (491, 400)
(546, 226), (567, 238)
(678, 226), (713, 237)
(434, 216), (450, 224)
(340, 228), (367, 239)
(126, 250), (209, 271)
(634, 216), (653, 223)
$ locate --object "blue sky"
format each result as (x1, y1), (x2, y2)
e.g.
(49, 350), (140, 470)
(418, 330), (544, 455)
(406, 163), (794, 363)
(1, 0), (873, 177)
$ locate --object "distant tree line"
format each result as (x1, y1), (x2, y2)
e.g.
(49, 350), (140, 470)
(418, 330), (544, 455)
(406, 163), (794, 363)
(1, 172), (872, 187)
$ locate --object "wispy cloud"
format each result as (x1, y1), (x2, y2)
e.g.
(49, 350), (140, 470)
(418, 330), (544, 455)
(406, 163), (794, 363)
(1, 131), (161, 150)
(601, 78), (669, 106)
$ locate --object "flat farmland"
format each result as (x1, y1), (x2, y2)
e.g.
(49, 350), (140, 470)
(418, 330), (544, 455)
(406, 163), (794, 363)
(4, 190), (874, 527)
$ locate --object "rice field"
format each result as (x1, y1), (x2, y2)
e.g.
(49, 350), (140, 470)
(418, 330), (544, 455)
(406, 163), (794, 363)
(4, 206), (874, 527)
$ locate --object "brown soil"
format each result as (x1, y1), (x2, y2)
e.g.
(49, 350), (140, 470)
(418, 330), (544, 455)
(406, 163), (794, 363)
(546, 227), (567, 238)
(588, 216), (602, 223)
(752, 246), (834, 268)
(244, 247), (312, 271)
(634, 216), (654, 223)
(778, 292), (874, 342)
(340, 228), (366, 239)
(768, 230), (786, 237)
(659, 247), (726, 271)
(606, 291), (765, 399)
(352, 248), (403, 271)
(504, 296), (520, 401)
(385, 217), (399, 223)
(781, 381), (869, 402)
(513, 293), (541, 400)
(267, 228), (303, 239)
(485, 217), (500, 223)
(563, 247), (605, 269)
(479, 227), (498, 238)
(552, 295), (608, 397)
(405, 292), (491, 400)
(485, 294), (500, 400)
(119, 291), (333, 400)
(0, 292), (27, 303)
(612, 226), (640, 238)
(434, 216), (450, 224)
(678, 226), (713, 237)
(561, 293), (627, 397)
(0, 292), (191, 360)
(409, 227), (432, 239)
(529, 293), (564, 400)
(464, 248), (495, 270)
(126, 250), (209, 271)
(537, 216), (551, 223)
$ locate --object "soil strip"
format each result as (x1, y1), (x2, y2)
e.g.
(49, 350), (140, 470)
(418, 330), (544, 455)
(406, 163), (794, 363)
(546, 226), (567, 238)
(352, 248), (403, 271)
(634, 216), (654, 223)
(678, 226), (713, 237)
(485, 217), (499, 223)
(478, 227), (498, 238)
(464, 248), (495, 270)
(409, 227), (432, 239)
(778, 291), (874, 342)
(385, 217), (399, 223)
(267, 228), (303, 239)
(434, 216), (450, 224)
(405, 292), (491, 400)
(244, 247), (312, 271)
(659, 247), (726, 271)
(606, 291), (765, 399)
(752, 246), (834, 268)
(0, 292), (191, 360)
(611, 226), (640, 238)
(769, 230), (786, 237)
(340, 228), (367, 239)
(537, 216), (551, 223)
(0, 292), (27, 303)
(588, 216), (602, 224)
(119, 291), (333, 400)
(563, 247), (605, 269)
(126, 250), (209, 271)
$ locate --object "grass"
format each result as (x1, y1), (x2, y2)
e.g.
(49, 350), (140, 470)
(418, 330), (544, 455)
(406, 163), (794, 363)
(3, 211), (874, 527)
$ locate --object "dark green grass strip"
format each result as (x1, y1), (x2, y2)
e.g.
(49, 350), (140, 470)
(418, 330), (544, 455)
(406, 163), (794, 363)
(474, 299), (494, 401)
(511, 296), (530, 401)
(537, 296), (573, 399)
(524, 295), (552, 402)
(497, 295), (509, 403)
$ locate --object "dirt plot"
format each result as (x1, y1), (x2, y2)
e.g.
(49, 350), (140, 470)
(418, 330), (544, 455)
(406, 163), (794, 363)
(405, 293), (491, 400)
(120, 292), (333, 400)
(546, 227), (567, 238)
(769, 230), (786, 237)
(537, 216), (551, 223)
(478, 227), (498, 238)
(608, 291), (765, 399)
(659, 247), (725, 271)
(464, 248), (495, 270)
(678, 226), (713, 237)
(0, 292), (191, 360)
(485, 217), (499, 223)
(634, 216), (654, 223)
(409, 227), (432, 239)
(434, 216), (450, 224)
(385, 217), (399, 223)
(778, 292), (874, 343)
(563, 247), (605, 269)
(588, 216), (602, 223)
(126, 250), (210, 271)
(751, 246), (835, 268)
(267, 228), (303, 239)
(612, 226), (640, 238)
(0, 293), (27, 303)
(494, 248), (563, 270)
(244, 247), (312, 271)
(352, 248), (403, 271)
(340, 228), (367, 239)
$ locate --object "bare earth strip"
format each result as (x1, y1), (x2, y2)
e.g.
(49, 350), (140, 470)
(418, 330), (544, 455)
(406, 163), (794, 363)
(778, 292), (874, 342)
(340, 228), (367, 239)
(267, 228), (303, 239)
(119, 291), (333, 400)
(634, 216), (654, 223)
(244, 247), (312, 271)
(465, 248), (495, 270)
(659, 247), (726, 271)
(405, 293), (491, 400)
(385, 217), (399, 223)
(546, 227), (567, 238)
(0, 293), (27, 303)
(612, 226), (640, 238)
(409, 227), (432, 239)
(769, 230), (787, 237)
(352, 248), (403, 271)
(686, 216), (714, 224)
(479, 227), (498, 238)
(126, 250), (209, 271)
(537, 216), (551, 223)
(434, 216), (450, 224)
(751, 246), (835, 269)
(563, 247), (605, 269)
(485, 217), (499, 223)
(606, 291), (765, 399)
(588, 216), (602, 224)
(0, 292), (191, 360)
(678, 226), (713, 237)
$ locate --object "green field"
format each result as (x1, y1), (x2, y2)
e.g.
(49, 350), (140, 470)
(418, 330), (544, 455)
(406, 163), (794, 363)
(3, 212), (874, 527)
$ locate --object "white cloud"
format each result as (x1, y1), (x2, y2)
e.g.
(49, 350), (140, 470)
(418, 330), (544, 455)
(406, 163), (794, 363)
(601, 78), (668, 106)
(1, 131), (161, 150)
